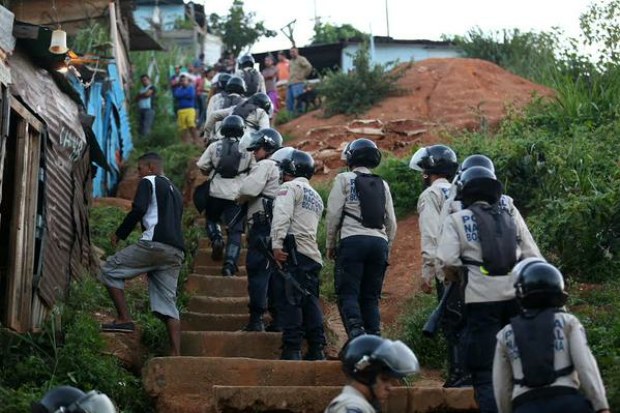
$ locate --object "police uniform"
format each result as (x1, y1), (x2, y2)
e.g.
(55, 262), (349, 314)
(197, 139), (254, 274)
(203, 105), (270, 143)
(493, 312), (609, 413)
(417, 177), (452, 290)
(437, 201), (542, 413)
(325, 166), (397, 336)
(237, 158), (281, 328)
(270, 177), (326, 355)
(325, 385), (376, 413)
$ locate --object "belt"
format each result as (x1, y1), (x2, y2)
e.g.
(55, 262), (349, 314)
(513, 386), (578, 409)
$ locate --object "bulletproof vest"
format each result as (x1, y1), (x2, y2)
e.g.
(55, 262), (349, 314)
(215, 138), (243, 179)
(465, 202), (517, 275)
(242, 69), (261, 96)
(232, 101), (260, 129)
(511, 309), (574, 387)
(344, 172), (386, 229)
(221, 92), (243, 110)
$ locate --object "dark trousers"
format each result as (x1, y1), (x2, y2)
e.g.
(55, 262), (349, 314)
(205, 198), (245, 267)
(335, 235), (389, 335)
(273, 253), (325, 350)
(464, 299), (520, 413)
(514, 392), (593, 413)
(246, 222), (273, 314)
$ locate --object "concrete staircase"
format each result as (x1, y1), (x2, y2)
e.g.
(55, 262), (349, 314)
(143, 236), (477, 412)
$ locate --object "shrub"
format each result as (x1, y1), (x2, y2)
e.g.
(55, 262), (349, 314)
(374, 155), (423, 218)
(318, 45), (410, 117)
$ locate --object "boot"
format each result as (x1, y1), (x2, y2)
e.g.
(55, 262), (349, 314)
(207, 221), (224, 261)
(348, 326), (366, 339)
(221, 243), (240, 276)
(242, 312), (265, 332)
(222, 263), (236, 277)
(280, 348), (302, 360)
(303, 345), (325, 361)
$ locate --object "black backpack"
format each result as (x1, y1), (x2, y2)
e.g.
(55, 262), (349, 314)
(466, 202), (518, 275)
(221, 92), (244, 110)
(215, 138), (243, 179)
(242, 69), (261, 96)
(344, 172), (386, 229)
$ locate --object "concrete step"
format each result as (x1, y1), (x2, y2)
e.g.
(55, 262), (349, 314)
(214, 385), (477, 413)
(194, 248), (248, 267)
(185, 275), (247, 297)
(143, 357), (345, 397)
(187, 296), (249, 314)
(181, 312), (248, 331)
(193, 265), (247, 277)
(181, 331), (282, 358)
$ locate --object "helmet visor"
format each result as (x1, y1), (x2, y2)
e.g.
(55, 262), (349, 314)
(240, 132), (258, 151)
(70, 391), (117, 413)
(409, 147), (428, 172)
(270, 147), (294, 164)
(371, 340), (419, 377)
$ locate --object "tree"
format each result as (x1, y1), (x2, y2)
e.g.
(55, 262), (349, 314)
(311, 22), (369, 45)
(579, 0), (620, 68)
(208, 0), (276, 57)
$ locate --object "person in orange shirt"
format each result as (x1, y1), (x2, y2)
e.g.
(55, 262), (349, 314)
(277, 51), (290, 81)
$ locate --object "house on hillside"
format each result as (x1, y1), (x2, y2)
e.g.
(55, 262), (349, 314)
(253, 36), (461, 75)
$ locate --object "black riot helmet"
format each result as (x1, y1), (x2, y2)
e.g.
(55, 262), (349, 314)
(457, 165), (503, 206)
(225, 75), (246, 94)
(220, 115), (245, 138)
(409, 145), (458, 177)
(278, 149), (315, 179)
(216, 73), (232, 90)
(460, 154), (495, 174)
(32, 386), (117, 413)
(250, 92), (272, 113)
(345, 138), (382, 168)
(513, 259), (568, 309)
(238, 54), (255, 69)
(341, 335), (419, 386)
(246, 128), (283, 154)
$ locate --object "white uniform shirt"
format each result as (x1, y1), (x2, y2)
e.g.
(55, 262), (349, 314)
(437, 200), (542, 303)
(417, 178), (452, 284)
(324, 385), (376, 413)
(325, 167), (397, 251)
(493, 312), (609, 413)
(270, 177), (324, 265)
(237, 158), (281, 220)
(203, 105), (270, 142)
(196, 139), (254, 201)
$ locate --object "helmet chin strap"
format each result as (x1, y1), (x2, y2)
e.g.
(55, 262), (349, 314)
(423, 174), (431, 188)
(366, 377), (383, 413)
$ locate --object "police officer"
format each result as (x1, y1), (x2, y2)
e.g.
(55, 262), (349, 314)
(437, 166), (542, 413)
(493, 259), (610, 413)
(410, 144), (470, 388)
(203, 92), (272, 145)
(325, 335), (419, 413)
(235, 54), (266, 96)
(236, 129), (283, 331)
(204, 76), (247, 140)
(270, 149), (326, 360)
(32, 385), (117, 413)
(197, 115), (254, 276)
(409, 144), (459, 296)
(206, 72), (231, 111)
(326, 138), (397, 339)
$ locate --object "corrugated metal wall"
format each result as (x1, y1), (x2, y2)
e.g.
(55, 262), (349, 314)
(9, 51), (93, 309)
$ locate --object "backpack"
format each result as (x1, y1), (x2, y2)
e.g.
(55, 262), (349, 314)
(344, 172), (386, 229)
(232, 101), (260, 129)
(221, 92), (243, 110)
(215, 137), (244, 179)
(466, 203), (518, 275)
(242, 68), (261, 96)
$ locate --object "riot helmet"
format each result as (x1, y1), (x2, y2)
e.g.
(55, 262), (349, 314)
(216, 73), (232, 90)
(270, 147), (295, 165)
(345, 138), (382, 168)
(457, 165), (502, 206)
(409, 145), (458, 177)
(225, 75), (246, 95)
(32, 387), (117, 413)
(460, 154), (495, 174)
(513, 259), (568, 309)
(246, 128), (283, 154)
(341, 335), (419, 386)
(250, 92), (272, 113)
(238, 54), (255, 69)
(278, 149), (315, 179)
(340, 142), (351, 161)
(220, 115), (245, 138)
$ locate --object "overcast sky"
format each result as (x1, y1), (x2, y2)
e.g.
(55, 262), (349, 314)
(201, 0), (593, 53)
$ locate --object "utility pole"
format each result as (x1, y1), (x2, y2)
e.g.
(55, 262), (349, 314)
(385, 0), (390, 38)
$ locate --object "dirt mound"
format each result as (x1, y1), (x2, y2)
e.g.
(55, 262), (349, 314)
(280, 58), (554, 173)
